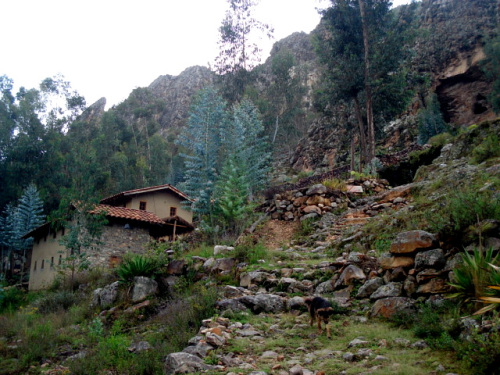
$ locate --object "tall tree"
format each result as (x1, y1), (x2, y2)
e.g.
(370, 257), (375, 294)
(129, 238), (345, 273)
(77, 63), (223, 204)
(176, 86), (228, 219)
(229, 98), (270, 198)
(316, 0), (415, 165)
(214, 0), (274, 101)
(0, 185), (44, 281)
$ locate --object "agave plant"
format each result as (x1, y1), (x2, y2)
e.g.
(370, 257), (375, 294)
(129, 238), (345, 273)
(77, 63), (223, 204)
(448, 248), (499, 310)
(116, 255), (157, 284)
(474, 263), (500, 315)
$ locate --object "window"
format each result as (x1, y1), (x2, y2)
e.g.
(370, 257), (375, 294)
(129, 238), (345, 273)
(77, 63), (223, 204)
(170, 207), (177, 217)
(41, 259), (45, 270)
(51, 257), (54, 268)
(139, 201), (147, 211)
(34, 261), (37, 271)
(58, 255), (62, 265)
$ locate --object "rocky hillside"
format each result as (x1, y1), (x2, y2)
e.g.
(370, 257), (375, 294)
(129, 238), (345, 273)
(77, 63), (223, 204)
(3, 118), (497, 375)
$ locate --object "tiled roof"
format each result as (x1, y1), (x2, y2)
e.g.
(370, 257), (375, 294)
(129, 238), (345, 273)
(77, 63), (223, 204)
(100, 184), (193, 204)
(91, 205), (166, 225)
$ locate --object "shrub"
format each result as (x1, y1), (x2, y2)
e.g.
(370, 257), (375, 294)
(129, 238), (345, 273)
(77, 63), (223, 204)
(472, 133), (500, 163)
(233, 242), (268, 264)
(322, 178), (346, 191)
(116, 254), (157, 283)
(449, 248), (499, 311)
(294, 217), (317, 240)
(417, 93), (448, 144)
(456, 317), (500, 375)
(32, 290), (78, 314)
(0, 285), (26, 314)
(429, 186), (500, 235)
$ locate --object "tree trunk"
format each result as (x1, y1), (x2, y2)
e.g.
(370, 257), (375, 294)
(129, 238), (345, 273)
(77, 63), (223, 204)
(350, 138), (355, 171)
(272, 115), (279, 143)
(353, 96), (368, 166)
(358, 0), (376, 161)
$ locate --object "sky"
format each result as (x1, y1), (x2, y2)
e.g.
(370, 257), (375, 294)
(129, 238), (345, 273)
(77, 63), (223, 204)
(1, 0), (412, 109)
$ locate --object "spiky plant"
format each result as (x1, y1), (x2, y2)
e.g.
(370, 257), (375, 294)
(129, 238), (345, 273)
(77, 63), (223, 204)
(475, 263), (500, 315)
(116, 255), (157, 284)
(448, 248), (499, 311)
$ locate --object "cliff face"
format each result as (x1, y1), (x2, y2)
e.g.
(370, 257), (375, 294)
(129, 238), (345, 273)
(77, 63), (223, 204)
(147, 66), (215, 134)
(289, 0), (497, 173)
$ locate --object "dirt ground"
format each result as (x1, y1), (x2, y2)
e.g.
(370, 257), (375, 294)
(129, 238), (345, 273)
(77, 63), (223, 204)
(256, 219), (300, 250)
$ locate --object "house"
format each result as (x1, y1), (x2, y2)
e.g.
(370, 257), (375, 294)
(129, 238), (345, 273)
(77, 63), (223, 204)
(24, 184), (194, 290)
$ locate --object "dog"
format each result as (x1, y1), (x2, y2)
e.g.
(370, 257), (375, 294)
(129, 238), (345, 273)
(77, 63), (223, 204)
(304, 296), (335, 338)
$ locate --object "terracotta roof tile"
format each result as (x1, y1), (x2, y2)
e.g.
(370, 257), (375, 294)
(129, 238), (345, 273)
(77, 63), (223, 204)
(92, 205), (166, 225)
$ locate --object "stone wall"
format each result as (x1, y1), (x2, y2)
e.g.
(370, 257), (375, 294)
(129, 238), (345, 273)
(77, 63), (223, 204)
(88, 224), (152, 268)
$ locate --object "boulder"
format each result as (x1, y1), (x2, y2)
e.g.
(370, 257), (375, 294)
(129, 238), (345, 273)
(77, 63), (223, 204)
(306, 184), (327, 196)
(370, 282), (403, 300)
(356, 277), (384, 298)
(182, 341), (214, 358)
(166, 259), (186, 276)
(214, 245), (234, 256)
(415, 249), (446, 270)
(93, 281), (120, 308)
(287, 296), (306, 311)
(334, 265), (366, 288)
(404, 276), (417, 296)
(390, 230), (436, 254)
(164, 352), (214, 374)
(302, 205), (322, 215)
(417, 278), (453, 294)
(239, 294), (286, 314)
(211, 258), (236, 273)
(379, 253), (415, 269)
(239, 271), (273, 288)
(132, 276), (158, 303)
(315, 280), (334, 295)
(205, 331), (226, 347)
(370, 297), (416, 318)
(216, 298), (248, 312)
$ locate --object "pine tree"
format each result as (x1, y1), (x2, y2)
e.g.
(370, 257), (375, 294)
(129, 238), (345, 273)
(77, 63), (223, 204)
(230, 99), (270, 198)
(0, 184), (45, 280)
(176, 86), (228, 218)
(215, 157), (251, 234)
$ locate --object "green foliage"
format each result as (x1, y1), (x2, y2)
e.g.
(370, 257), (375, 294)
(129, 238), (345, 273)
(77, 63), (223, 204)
(116, 254), (158, 283)
(214, 0), (273, 101)
(150, 284), (218, 353)
(215, 157), (253, 235)
(472, 133), (500, 163)
(32, 289), (77, 314)
(87, 317), (105, 341)
(294, 217), (318, 240)
(427, 185), (500, 235)
(233, 242), (268, 264)
(362, 157), (383, 177)
(417, 93), (448, 145)
(322, 178), (347, 191)
(0, 285), (26, 313)
(177, 88), (270, 241)
(481, 35), (500, 113)
(176, 86), (227, 217)
(456, 316), (500, 375)
(449, 248), (499, 310)
(0, 184), (45, 280)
